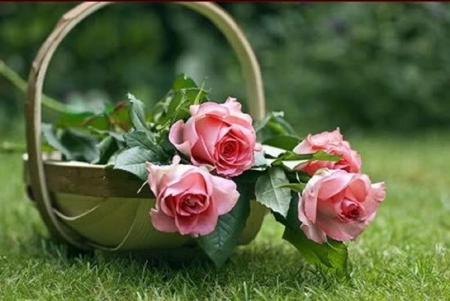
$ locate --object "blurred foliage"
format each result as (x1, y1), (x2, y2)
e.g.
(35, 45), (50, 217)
(2, 3), (450, 137)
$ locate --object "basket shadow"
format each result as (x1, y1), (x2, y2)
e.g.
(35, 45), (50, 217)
(28, 234), (349, 292)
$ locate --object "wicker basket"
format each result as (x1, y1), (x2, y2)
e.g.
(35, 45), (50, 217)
(24, 2), (267, 255)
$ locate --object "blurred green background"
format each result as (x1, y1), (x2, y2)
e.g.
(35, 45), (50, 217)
(2, 2), (450, 138)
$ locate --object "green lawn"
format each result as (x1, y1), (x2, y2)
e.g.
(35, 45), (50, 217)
(0, 131), (449, 300)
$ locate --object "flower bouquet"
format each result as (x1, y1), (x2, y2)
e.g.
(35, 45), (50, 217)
(23, 2), (386, 275)
(33, 74), (385, 273)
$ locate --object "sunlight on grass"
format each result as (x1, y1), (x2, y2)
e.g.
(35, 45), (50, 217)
(0, 131), (449, 300)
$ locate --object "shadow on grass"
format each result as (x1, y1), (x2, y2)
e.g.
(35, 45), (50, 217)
(21, 232), (352, 294)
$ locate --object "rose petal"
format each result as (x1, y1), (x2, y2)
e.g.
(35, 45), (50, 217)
(192, 102), (229, 117)
(190, 104), (200, 116)
(211, 175), (239, 215)
(293, 138), (315, 154)
(333, 143), (362, 173)
(168, 120), (192, 157)
(189, 202), (219, 235)
(316, 216), (366, 242)
(175, 214), (200, 235)
(300, 223), (328, 244)
(164, 171), (209, 198)
(160, 195), (177, 217)
(345, 175), (370, 202)
(190, 138), (215, 166)
(150, 209), (178, 233)
(223, 97), (241, 112)
(317, 170), (354, 200)
(361, 182), (386, 218)
(194, 116), (229, 155)
(370, 182), (387, 202)
(222, 114), (253, 128)
(147, 161), (178, 197)
(301, 174), (321, 223)
(223, 97), (253, 125)
(299, 160), (333, 176)
(298, 196), (327, 243)
(308, 128), (343, 146)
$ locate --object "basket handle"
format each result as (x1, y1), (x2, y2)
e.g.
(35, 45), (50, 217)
(26, 2), (266, 249)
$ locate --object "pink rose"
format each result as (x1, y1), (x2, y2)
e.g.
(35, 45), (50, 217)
(147, 156), (239, 236)
(298, 169), (386, 243)
(169, 97), (260, 177)
(293, 128), (361, 176)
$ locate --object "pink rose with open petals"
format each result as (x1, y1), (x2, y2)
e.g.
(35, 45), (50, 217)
(293, 128), (361, 176)
(147, 156), (239, 236)
(298, 169), (386, 243)
(169, 97), (260, 177)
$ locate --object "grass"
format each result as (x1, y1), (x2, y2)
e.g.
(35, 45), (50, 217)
(0, 130), (449, 300)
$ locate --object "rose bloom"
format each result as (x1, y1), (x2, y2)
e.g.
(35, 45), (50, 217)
(293, 128), (361, 176)
(169, 97), (260, 177)
(298, 169), (386, 243)
(147, 156), (239, 236)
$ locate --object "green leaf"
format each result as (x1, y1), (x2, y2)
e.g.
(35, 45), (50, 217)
(124, 131), (155, 149)
(311, 150), (342, 162)
(150, 75), (209, 136)
(92, 136), (119, 165)
(283, 227), (348, 276)
(113, 146), (163, 180)
(297, 172), (312, 183)
(158, 136), (177, 158)
(262, 135), (300, 150)
(103, 103), (115, 115)
(185, 86), (208, 106)
(270, 151), (342, 171)
(107, 101), (131, 132)
(255, 167), (291, 217)
(172, 74), (199, 90)
(193, 80), (207, 105)
(277, 183), (306, 193)
(254, 111), (285, 132)
(277, 150), (341, 162)
(168, 89), (207, 124)
(275, 194), (348, 275)
(172, 75), (209, 104)
(42, 124), (100, 162)
(273, 191), (300, 229)
(197, 182), (251, 268)
(262, 147), (341, 171)
(255, 111), (297, 141)
(263, 146), (341, 163)
(59, 130), (100, 163)
(167, 92), (188, 121)
(53, 101), (131, 133)
(123, 131), (169, 163)
(42, 123), (71, 157)
(127, 93), (148, 132)
(89, 129), (125, 143)
(272, 114), (297, 135)
(54, 111), (110, 131)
